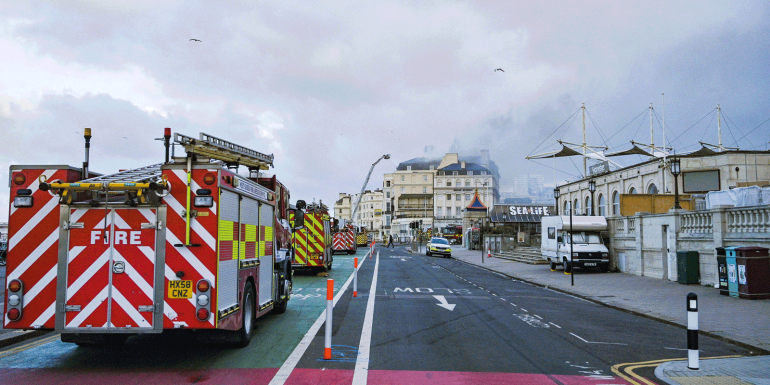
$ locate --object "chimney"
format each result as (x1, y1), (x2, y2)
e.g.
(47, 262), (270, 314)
(461, 161), (466, 169)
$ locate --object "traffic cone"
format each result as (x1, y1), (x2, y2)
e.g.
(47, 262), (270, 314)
(487, 248), (491, 259)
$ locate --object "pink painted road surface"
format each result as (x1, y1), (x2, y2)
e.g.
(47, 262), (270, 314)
(0, 368), (632, 384)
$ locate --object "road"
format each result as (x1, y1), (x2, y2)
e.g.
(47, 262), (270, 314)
(0, 245), (749, 384)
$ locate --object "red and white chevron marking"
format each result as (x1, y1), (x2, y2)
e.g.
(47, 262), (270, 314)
(5, 168), (73, 329)
(64, 209), (157, 329)
(161, 169), (217, 328)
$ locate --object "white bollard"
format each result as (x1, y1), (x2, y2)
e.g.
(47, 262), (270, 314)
(353, 257), (358, 297)
(325, 279), (333, 360)
(687, 292), (699, 370)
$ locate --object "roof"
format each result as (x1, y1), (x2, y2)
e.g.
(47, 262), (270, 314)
(465, 190), (488, 211)
(438, 162), (489, 172)
(396, 157), (441, 171)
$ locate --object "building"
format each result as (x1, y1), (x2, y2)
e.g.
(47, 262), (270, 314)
(354, 189), (385, 240)
(334, 193), (352, 221)
(385, 157), (439, 238)
(433, 153), (498, 230)
(556, 150), (770, 217)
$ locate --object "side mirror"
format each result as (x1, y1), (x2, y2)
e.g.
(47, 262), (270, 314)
(292, 210), (304, 230)
(557, 236), (563, 243)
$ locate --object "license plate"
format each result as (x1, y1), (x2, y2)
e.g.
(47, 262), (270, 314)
(168, 280), (193, 299)
(584, 263), (597, 266)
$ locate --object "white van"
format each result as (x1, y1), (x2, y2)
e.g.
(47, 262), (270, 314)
(541, 216), (610, 272)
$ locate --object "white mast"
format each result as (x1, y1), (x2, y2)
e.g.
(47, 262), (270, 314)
(662, 92), (667, 192)
(582, 103), (586, 177)
(649, 103), (654, 155)
(717, 104), (723, 151)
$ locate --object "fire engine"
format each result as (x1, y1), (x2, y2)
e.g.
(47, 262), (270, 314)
(331, 219), (357, 255)
(290, 201), (333, 271)
(442, 224), (463, 245)
(5, 129), (296, 346)
(355, 226), (369, 246)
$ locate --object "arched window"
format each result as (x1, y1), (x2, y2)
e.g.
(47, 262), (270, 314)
(573, 198), (580, 216)
(598, 194), (605, 216)
(628, 187), (636, 194)
(613, 191), (620, 215)
(564, 201), (569, 214)
(437, 179), (443, 186)
(647, 183), (658, 194)
(585, 196), (591, 215)
(465, 179), (471, 187)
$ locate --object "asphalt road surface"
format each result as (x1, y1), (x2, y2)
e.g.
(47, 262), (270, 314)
(0, 245), (749, 384)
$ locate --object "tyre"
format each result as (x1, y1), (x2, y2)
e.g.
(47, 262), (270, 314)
(563, 258), (572, 273)
(237, 282), (256, 347)
(446, 254), (451, 259)
(426, 249), (430, 256)
(550, 261), (556, 271)
(600, 264), (610, 273)
(348, 250), (355, 255)
(273, 262), (292, 314)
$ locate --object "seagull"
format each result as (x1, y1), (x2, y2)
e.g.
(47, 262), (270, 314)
(494, 68), (504, 72)
(189, 39), (202, 42)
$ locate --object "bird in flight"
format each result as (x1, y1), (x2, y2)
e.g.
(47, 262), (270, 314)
(494, 68), (504, 72)
(190, 39), (202, 42)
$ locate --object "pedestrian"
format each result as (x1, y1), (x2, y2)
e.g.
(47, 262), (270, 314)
(387, 234), (394, 248)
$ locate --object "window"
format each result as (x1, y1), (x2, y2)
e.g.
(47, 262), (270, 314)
(585, 196), (591, 215)
(628, 187), (636, 194)
(612, 191), (620, 215)
(475, 178), (480, 186)
(437, 194), (443, 201)
(386, 191), (390, 198)
(423, 175), (427, 181)
(447, 181), (452, 186)
(481, 171), (487, 175)
(465, 179), (470, 187)
(400, 187), (405, 193)
(446, 194), (451, 200)
(401, 175), (405, 182)
(547, 227), (556, 239)
(438, 171), (444, 175)
(386, 202), (391, 212)
(385, 181), (390, 187)
(430, 165), (435, 170)
(465, 194), (470, 200)
(447, 207), (453, 217)
(468, 171), (474, 176)
(564, 201), (569, 214)
(453, 171), (458, 175)
(423, 187), (427, 193)
(437, 179), (443, 186)
(436, 207), (442, 216)
(647, 184), (658, 194)
(598, 194), (605, 216)
(574, 198), (580, 215)
(456, 194), (461, 201)
(407, 165), (412, 171)
(456, 179), (461, 186)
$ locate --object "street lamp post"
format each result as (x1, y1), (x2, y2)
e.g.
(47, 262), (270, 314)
(554, 187), (560, 215)
(588, 180), (596, 216)
(671, 155), (682, 209)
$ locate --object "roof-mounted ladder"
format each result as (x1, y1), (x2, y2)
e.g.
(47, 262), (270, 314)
(80, 163), (164, 184)
(174, 132), (274, 170)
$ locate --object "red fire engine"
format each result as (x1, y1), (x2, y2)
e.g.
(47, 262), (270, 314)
(442, 224), (463, 245)
(331, 219), (357, 255)
(5, 129), (296, 346)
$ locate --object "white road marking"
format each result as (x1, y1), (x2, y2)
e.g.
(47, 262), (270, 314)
(549, 322), (562, 329)
(664, 347), (688, 351)
(268, 251), (367, 385)
(521, 308), (528, 312)
(569, 332), (628, 345)
(432, 295), (456, 311)
(352, 254), (380, 385)
(533, 314), (543, 319)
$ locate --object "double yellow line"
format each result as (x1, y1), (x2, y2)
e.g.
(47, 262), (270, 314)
(0, 333), (61, 359)
(611, 355), (743, 385)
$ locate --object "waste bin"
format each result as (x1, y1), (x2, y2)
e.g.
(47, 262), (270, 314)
(725, 246), (740, 298)
(715, 247), (728, 296)
(677, 251), (699, 284)
(735, 247), (770, 300)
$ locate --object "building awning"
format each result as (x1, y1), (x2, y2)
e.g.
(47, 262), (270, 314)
(685, 146), (717, 156)
(489, 205), (553, 223)
(527, 145), (582, 159)
(398, 194), (433, 199)
(606, 145), (654, 157)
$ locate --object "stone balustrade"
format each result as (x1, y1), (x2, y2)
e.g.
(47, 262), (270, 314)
(727, 207), (770, 233)
(681, 212), (713, 234)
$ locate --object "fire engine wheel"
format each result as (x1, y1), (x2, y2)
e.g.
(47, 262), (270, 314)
(347, 250), (355, 255)
(237, 282), (256, 347)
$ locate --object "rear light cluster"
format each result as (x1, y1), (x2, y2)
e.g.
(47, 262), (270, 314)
(13, 188), (34, 208)
(195, 279), (211, 321)
(6, 279), (24, 321)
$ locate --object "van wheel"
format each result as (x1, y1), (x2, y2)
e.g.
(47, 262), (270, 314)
(563, 258), (572, 273)
(550, 261), (556, 271)
(600, 264), (610, 273)
(237, 282), (256, 347)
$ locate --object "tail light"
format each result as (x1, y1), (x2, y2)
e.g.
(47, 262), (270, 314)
(6, 280), (24, 321)
(195, 279), (211, 322)
(12, 173), (26, 186)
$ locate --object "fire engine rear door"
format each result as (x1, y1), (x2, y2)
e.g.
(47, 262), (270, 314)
(57, 207), (161, 332)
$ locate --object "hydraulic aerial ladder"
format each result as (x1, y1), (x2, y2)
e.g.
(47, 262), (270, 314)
(350, 154), (390, 227)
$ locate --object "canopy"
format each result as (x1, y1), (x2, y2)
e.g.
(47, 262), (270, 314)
(606, 145), (653, 157)
(527, 145), (582, 159)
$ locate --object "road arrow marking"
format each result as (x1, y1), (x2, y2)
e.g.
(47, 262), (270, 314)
(433, 295), (456, 311)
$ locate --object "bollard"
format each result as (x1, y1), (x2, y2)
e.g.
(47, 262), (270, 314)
(687, 292), (699, 370)
(325, 279), (333, 360)
(353, 257), (358, 297)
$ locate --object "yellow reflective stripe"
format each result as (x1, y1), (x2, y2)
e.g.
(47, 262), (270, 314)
(219, 220), (234, 241)
(245, 224), (257, 242)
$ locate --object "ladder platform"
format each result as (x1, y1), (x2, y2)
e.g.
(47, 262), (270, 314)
(174, 132), (274, 170)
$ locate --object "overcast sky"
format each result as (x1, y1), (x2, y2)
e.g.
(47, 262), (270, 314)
(2, 1), (770, 221)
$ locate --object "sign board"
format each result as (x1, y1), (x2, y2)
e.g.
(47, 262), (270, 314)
(589, 161), (610, 176)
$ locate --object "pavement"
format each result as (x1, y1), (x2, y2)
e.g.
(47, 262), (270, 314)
(408, 243), (770, 385)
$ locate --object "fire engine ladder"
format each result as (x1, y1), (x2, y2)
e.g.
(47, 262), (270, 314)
(174, 132), (274, 245)
(174, 132), (274, 171)
(39, 163), (169, 205)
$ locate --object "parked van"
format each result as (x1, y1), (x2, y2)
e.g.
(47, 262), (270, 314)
(541, 216), (609, 272)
